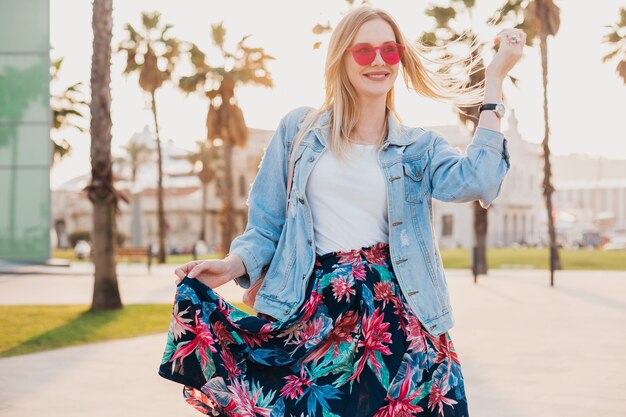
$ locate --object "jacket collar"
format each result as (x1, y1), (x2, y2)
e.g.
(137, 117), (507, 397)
(310, 109), (414, 147)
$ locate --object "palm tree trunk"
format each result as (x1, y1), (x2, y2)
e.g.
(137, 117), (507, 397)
(219, 137), (235, 258)
(150, 90), (167, 263)
(200, 182), (208, 241)
(539, 20), (562, 284)
(89, 0), (122, 310)
(473, 201), (489, 276)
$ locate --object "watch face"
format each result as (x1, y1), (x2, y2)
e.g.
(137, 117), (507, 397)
(495, 103), (506, 118)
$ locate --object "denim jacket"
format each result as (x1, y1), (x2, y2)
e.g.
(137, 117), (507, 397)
(229, 106), (510, 336)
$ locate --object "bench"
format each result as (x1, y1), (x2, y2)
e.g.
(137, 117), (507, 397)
(115, 246), (153, 272)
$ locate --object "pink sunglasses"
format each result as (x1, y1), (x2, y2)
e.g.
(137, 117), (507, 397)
(347, 41), (405, 66)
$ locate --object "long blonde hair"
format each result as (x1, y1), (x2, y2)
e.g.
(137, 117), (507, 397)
(293, 5), (487, 160)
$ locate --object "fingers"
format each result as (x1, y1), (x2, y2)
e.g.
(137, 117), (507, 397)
(494, 28), (526, 47)
(174, 260), (203, 283)
(188, 261), (208, 278)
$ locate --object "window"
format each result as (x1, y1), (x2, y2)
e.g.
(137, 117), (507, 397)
(442, 214), (453, 237)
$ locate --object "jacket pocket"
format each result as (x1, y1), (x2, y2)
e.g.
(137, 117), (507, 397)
(402, 159), (425, 204)
(258, 243), (297, 304)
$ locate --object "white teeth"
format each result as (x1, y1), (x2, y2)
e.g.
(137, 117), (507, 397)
(365, 73), (388, 79)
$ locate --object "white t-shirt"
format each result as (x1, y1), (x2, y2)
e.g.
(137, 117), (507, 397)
(305, 143), (389, 255)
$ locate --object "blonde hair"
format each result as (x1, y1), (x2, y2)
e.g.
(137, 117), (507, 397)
(292, 5), (487, 160)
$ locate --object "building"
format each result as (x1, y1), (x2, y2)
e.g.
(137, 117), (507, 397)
(54, 110), (621, 253)
(54, 111), (549, 253)
(52, 126), (273, 253)
(431, 111), (546, 248)
(552, 178), (626, 244)
(0, 2), (51, 261)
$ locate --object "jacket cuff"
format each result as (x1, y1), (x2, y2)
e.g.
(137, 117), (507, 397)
(228, 247), (260, 289)
(472, 127), (510, 162)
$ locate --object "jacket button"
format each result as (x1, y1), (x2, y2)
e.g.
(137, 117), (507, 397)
(298, 197), (305, 204)
(430, 324), (438, 329)
(284, 308), (291, 315)
(307, 239), (312, 245)
(308, 157), (315, 162)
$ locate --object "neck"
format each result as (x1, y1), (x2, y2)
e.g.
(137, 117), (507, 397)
(350, 97), (388, 144)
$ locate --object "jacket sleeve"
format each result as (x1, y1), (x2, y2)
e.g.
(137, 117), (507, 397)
(227, 108), (308, 289)
(427, 127), (511, 209)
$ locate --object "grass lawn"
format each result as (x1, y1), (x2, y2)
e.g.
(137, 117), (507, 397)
(441, 248), (626, 270)
(0, 302), (256, 358)
(53, 248), (626, 270)
(52, 249), (219, 265)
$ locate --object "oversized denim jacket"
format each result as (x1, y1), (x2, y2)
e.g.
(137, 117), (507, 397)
(229, 106), (510, 336)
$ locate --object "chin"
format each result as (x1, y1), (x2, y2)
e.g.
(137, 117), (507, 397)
(357, 86), (392, 100)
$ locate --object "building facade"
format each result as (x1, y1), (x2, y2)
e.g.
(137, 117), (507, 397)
(431, 111), (546, 248)
(552, 179), (626, 244)
(0, 1), (51, 261)
(52, 126), (273, 254)
(54, 110), (621, 253)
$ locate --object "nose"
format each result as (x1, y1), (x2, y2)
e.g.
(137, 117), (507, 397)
(371, 49), (385, 65)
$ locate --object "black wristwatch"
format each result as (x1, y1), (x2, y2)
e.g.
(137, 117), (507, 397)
(479, 102), (506, 119)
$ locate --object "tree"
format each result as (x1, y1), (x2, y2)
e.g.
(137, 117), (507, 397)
(118, 12), (181, 263)
(119, 137), (154, 184)
(85, 0), (124, 311)
(186, 141), (218, 242)
(50, 57), (88, 165)
(179, 22), (274, 257)
(116, 137), (155, 247)
(602, 7), (626, 84)
(493, 0), (562, 284)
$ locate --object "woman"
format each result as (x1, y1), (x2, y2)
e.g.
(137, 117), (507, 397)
(159, 5), (524, 416)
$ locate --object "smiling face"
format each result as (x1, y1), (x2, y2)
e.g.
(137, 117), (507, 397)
(343, 18), (401, 101)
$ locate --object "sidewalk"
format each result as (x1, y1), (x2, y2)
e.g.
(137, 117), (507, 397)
(0, 261), (245, 305)
(1, 264), (625, 416)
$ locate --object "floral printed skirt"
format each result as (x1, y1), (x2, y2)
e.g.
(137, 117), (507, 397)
(158, 242), (469, 416)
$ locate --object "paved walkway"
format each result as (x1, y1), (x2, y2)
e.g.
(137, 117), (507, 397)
(1, 263), (625, 416)
(0, 261), (245, 306)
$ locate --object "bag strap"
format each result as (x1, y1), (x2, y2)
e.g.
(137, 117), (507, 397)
(284, 109), (318, 214)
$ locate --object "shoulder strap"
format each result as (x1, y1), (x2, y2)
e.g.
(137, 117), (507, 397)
(284, 109), (318, 215)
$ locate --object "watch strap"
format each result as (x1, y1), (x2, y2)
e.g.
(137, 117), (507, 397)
(479, 103), (498, 112)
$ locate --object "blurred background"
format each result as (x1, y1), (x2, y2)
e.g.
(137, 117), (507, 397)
(0, 1), (624, 416)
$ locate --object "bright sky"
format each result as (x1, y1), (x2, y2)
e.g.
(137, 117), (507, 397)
(50, 0), (626, 188)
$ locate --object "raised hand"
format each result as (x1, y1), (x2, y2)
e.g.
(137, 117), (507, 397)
(486, 28), (527, 80)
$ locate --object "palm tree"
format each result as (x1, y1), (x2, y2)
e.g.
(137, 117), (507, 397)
(50, 57), (88, 165)
(120, 138), (154, 184)
(186, 141), (218, 242)
(493, 0), (562, 285)
(602, 7), (626, 84)
(118, 138), (154, 247)
(178, 23), (274, 257)
(117, 12), (181, 263)
(85, 0), (124, 310)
